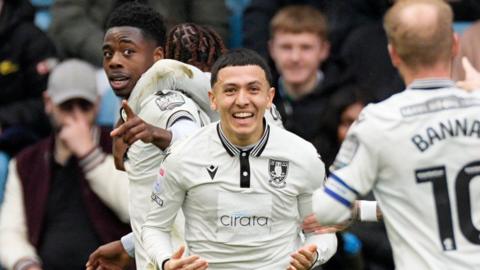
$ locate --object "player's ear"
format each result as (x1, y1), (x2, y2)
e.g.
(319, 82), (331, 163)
(153, 47), (164, 62)
(208, 89), (217, 111)
(388, 43), (400, 68)
(451, 33), (460, 58)
(266, 87), (275, 109)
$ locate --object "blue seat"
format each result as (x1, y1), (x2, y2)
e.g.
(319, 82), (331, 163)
(226, 0), (251, 48)
(96, 88), (120, 128)
(30, 0), (53, 31)
(0, 152), (10, 204)
(453, 21), (473, 35)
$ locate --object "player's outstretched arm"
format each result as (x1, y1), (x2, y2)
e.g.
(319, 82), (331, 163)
(111, 100), (172, 150)
(85, 240), (132, 270)
(303, 200), (382, 234)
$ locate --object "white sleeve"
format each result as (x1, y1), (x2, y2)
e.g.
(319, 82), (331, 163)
(0, 160), (40, 269)
(313, 113), (379, 225)
(298, 192), (338, 266)
(142, 158), (185, 268)
(299, 152), (337, 266)
(120, 232), (135, 257)
(168, 119), (200, 145)
(79, 148), (130, 223)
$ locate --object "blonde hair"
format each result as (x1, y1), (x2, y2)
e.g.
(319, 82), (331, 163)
(384, 0), (453, 70)
(270, 5), (328, 40)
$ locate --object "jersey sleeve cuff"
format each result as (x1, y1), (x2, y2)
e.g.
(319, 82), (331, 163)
(14, 257), (41, 270)
(78, 146), (106, 173)
(120, 233), (135, 258)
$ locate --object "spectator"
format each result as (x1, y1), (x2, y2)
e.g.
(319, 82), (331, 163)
(243, 0), (360, 62)
(0, 59), (130, 270)
(0, 0), (57, 156)
(48, 0), (229, 67)
(268, 5), (353, 168)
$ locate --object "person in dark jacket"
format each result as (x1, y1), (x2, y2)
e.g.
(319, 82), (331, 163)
(0, 60), (131, 270)
(0, 0), (57, 156)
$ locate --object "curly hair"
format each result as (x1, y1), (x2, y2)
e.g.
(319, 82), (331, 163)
(106, 1), (166, 47)
(165, 23), (227, 72)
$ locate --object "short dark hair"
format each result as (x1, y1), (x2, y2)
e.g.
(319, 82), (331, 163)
(165, 23), (227, 72)
(106, 2), (166, 47)
(210, 48), (272, 86)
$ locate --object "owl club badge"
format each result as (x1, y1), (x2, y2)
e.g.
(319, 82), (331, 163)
(268, 159), (289, 188)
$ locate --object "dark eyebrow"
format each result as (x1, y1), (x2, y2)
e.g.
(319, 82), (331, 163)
(248, 81), (262, 85)
(102, 44), (112, 51)
(119, 38), (135, 45)
(222, 83), (238, 88)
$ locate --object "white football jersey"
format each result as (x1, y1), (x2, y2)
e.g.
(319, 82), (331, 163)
(328, 79), (480, 269)
(142, 123), (337, 270)
(125, 89), (209, 269)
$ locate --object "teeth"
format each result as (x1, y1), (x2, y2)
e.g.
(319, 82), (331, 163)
(234, 112), (253, 118)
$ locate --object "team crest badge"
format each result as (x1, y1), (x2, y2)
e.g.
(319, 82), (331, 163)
(269, 159), (289, 188)
(155, 91), (185, 110)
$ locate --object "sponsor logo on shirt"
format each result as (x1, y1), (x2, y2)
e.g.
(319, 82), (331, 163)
(268, 159), (289, 188)
(219, 213), (270, 227)
(216, 192), (272, 241)
(206, 165), (218, 180)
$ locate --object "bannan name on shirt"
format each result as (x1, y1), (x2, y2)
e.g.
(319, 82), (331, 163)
(411, 117), (480, 152)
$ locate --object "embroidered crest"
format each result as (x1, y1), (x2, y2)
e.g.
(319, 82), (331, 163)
(155, 91), (185, 110)
(268, 159), (289, 188)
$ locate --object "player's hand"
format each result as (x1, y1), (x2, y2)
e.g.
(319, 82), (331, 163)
(457, 57), (480, 91)
(287, 244), (317, 270)
(111, 100), (157, 145)
(58, 106), (95, 157)
(111, 101), (172, 149)
(302, 214), (350, 234)
(164, 246), (208, 270)
(85, 240), (132, 270)
(113, 135), (127, 171)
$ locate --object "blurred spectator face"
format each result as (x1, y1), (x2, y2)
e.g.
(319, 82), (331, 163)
(269, 31), (329, 95)
(44, 97), (97, 132)
(337, 102), (364, 143)
(103, 26), (162, 99)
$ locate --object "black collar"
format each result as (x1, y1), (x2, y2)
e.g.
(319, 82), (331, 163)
(216, 121), (270, 157)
